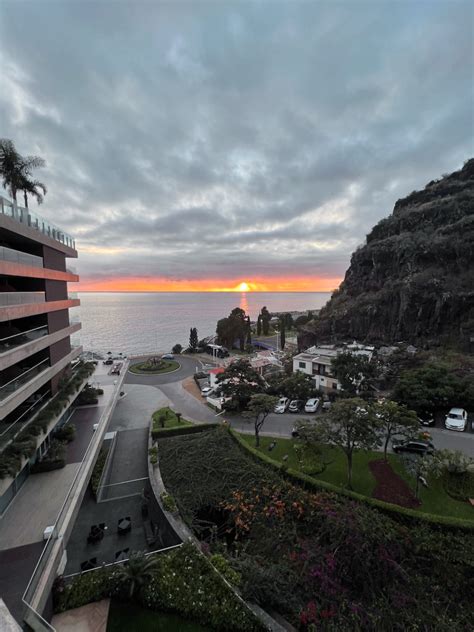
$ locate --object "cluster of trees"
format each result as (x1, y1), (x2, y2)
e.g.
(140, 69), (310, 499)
(256, 306), (271, 336)
(216, 308), (251, 350)
(0, 139), (47, 207)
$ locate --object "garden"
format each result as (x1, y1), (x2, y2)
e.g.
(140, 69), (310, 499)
(155, 426), (474, 631)
(54, 542), (264, 632)
(237, 434), (474, 521)
(151, 407), (193, 437)
(129, 357), (180, 375)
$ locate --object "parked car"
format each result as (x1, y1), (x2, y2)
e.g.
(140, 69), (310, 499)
(289, 400), (304, 413)
(392, 440), (435, 456)
(418, 412), (435, 427)
(103, 358), (113, 365)
(274, 397), (290, 414)
(304, 398), (320, 413)
(162, 353), (174, 360)
(321, 401), (332, 412)
(201, 386), (214, 396)
(445, 408), (468, 432)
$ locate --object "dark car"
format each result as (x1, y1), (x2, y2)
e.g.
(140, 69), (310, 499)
(393, 440), (435, 456)
(103, 358), (113, 365)
(418, 412), (435, 427)
(289, 400), (304, 413)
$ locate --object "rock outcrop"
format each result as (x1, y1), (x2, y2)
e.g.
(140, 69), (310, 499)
(300, 159), (474, 349)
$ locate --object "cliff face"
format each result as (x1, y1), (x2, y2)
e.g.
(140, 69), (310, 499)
(300, 159), (474, 349)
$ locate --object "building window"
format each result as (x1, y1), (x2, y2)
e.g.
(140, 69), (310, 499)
(298, 362), (306, 369)
(332, 383), (338, 389)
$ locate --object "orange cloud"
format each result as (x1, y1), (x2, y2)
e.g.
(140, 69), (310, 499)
(76, 276), (342, 292)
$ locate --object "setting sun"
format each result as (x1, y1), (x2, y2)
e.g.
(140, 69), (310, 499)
(236, 282), (250, 292)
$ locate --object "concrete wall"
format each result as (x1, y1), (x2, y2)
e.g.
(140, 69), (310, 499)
(44, 280), (68, 302)
(42, 246), (66, 272)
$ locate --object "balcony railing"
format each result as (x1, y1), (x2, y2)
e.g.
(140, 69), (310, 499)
(0, 391), (50, 451)
(0, 245), (43, 268)
(0, 291), (46, 306)
(0, 196), (76, 249)
(0, 358), (50, 401)
(0, 325), (49, 353)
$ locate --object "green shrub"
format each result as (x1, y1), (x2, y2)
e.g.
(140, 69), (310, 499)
(160, 492), (177, 512)
(90, 448), (108, 497)
(209, 554), (241, 587)
(443, 471), (474, 502)
(30, 439), (66, 473)
(148, 446), (158, 465)
(54, 423), (76, 443)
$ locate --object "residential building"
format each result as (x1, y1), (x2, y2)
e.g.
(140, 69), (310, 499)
(293, 342), (374, 394)
(0, 196), (82, 513)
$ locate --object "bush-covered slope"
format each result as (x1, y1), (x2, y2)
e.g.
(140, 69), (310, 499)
(300, 159), (474, 348)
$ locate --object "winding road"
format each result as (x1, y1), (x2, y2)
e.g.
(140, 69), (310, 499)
(124, 354), (474, 456)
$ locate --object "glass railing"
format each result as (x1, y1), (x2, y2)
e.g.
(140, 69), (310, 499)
(0, 245), (43, 268)
(0, 325), (49, 353)
(0, 196), (76, 249)
(0, 359), (50, 401)
(0, 291), (46, 306)
(0, 391), (50, 451)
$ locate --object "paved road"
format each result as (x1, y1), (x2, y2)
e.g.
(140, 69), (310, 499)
(124, 358), (474, 457)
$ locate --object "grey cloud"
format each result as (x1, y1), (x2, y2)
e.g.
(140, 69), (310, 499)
(0, 0), (472, 286)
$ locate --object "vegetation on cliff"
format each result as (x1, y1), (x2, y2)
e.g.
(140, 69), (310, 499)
(300, 159), (474, 348)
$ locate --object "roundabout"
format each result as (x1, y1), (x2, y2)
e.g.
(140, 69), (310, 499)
(126, 354), (207, 386)
(128, 357), (180, 375)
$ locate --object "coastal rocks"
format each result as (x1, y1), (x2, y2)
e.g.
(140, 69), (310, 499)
(300, 159), (474, 349)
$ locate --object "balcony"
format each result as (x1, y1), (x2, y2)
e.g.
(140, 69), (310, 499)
(0, 245), (43, 268)
(0, 196), (75, 250)
(0, 325), (49, 353)
(0, 359), (50, 402)
(0, 292), (45, 307)
(0, 391), (50, 452)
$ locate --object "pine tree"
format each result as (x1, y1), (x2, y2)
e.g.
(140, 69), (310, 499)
(280, 318), (286, 350)
(189, 327), (198, 352)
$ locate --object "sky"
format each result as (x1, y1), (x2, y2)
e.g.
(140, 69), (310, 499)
(1, 0), (472, 292)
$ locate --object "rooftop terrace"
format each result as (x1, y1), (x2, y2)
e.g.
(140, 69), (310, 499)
(0, 196), (75, 250)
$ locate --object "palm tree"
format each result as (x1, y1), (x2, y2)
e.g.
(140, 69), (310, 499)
(0, 138), (46, 206)
(116, 552), (160, 599)
(19, 174), (47, 209)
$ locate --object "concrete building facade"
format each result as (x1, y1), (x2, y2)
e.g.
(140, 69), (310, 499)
(0, 196), (82, 514)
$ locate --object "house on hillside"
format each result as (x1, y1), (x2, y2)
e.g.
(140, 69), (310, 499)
(292, 342), (374, 394)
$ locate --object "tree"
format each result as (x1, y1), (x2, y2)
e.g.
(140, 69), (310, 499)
(400, 453), (442, 500)
(268, 371), (316, 400)
(0, 138), (46, 205)
(331, 351), (377, 398)
(372, 400), (419, 461)
(172, 344), (182, 354)
(393, 364), (469, 414)
(244, 394), (279, 447)
(116, 551), (160, 598)
(261, 306), (271, 336)
(257, 315), (262, 336)
(294, 314), (310, 327)
(216, 359), (265, 410)
(216, 307), (247, 350)
(189, 327), (198, 352)
(303, 398), (381, 489)
(284, 313), (294, 330)
(246, 316), (252, 346)
(280, 318), (286, 350)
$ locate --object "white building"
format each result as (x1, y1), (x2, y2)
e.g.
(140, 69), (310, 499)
(293, 342), (374, 394)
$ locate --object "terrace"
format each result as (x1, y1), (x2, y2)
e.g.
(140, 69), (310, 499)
(0, 196), (76, 250)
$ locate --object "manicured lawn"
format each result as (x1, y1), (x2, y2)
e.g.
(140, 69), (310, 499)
(129, 360), (180, 374)
(107, 601), (208, 632)
(238, 434), (474, 521)
(152, 407), (193, 432)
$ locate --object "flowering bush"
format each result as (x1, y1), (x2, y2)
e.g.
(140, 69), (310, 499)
(54, 543), (263, 631)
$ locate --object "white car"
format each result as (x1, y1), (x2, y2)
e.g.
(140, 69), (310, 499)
(445, 408), (468, 432)
(201, 386), (214, 396)
(304, 398), (320, 413)
(274, 397), (290, 414)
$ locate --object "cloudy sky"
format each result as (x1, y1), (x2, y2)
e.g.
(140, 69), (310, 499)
(1, 0), (472, 291)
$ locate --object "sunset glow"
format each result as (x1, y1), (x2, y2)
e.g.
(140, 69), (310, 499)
(76, 276), (342, 293)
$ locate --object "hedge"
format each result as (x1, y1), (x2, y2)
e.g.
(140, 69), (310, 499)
(90, 448), (108, 497)
(153, 423), (217, 439)
(229, 430), (474, 531)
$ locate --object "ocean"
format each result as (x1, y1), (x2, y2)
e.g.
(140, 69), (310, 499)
(72, 292), (331, 356)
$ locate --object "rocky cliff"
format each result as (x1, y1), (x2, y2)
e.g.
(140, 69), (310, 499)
(300, 159), (474, 349)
